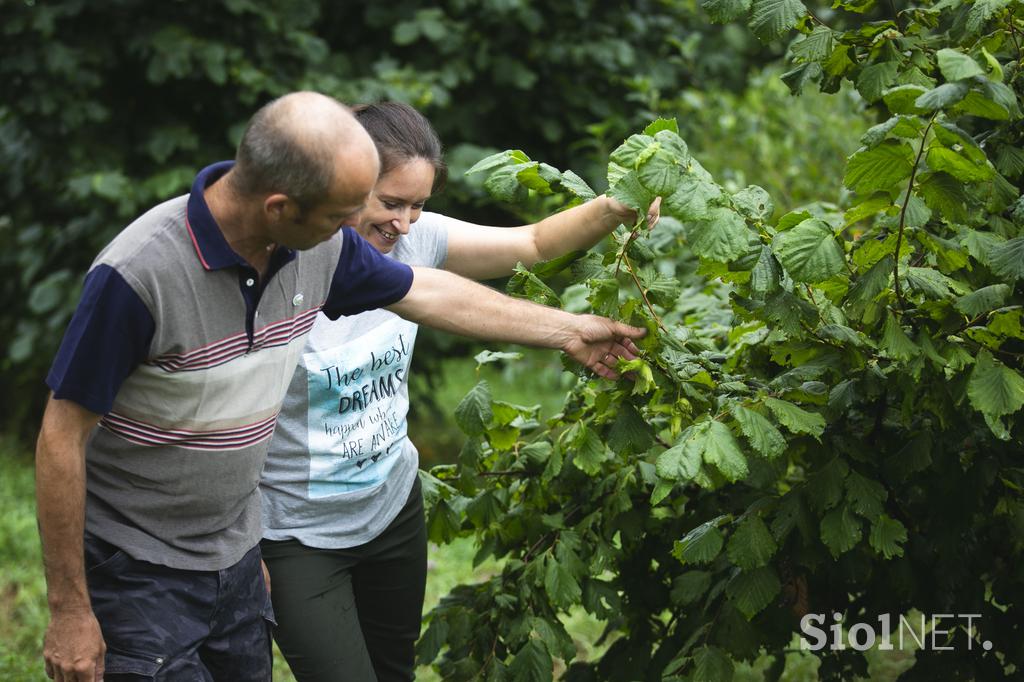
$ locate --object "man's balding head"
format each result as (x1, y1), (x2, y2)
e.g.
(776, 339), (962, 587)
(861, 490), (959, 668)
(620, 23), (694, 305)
(232, 91), (380, 209)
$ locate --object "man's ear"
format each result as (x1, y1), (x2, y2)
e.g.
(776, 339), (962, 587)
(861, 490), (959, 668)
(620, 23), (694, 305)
(264, 194), (295, 221)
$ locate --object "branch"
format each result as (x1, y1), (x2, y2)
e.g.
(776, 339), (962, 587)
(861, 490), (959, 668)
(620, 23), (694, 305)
(893, 115), (936, 310)
(623, 250), (669, 333)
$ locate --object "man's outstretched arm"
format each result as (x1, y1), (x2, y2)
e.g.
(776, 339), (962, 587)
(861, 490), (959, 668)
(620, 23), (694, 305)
(35, 396), (106, 682)
(387, 267), (646, 379)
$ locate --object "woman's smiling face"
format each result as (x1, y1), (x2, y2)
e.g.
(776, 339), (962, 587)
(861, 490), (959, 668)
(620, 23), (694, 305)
(355, 157), (436, 253)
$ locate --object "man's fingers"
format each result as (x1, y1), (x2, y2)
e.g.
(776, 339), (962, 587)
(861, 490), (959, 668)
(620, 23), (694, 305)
(611, 322), (647, 340)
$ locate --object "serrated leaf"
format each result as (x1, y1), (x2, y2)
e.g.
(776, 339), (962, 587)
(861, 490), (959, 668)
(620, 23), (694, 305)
(610, 134), (656, 168)
(573, 426), (610, 475)
(881, 313), (919, 361)
(702, 0), (753, 21)
(967, 0), (1011, 34)
(883, 85), (929, 115)
(927, 147), (994, 183)
(672, 571), (712, 605)
(732, 405), (786, 459)
(749, 0), (807, 40)
(764, 397), (826, 438)
(869, 514), (908, 559)
(856, 61), (900, 103)
(915, 81), (970, 111)
(609, 404), (654, 454)
(845, 470), (887, 521)
(844, 195), (893, 226)
(692, 645), (734, 682)
(726, 566), (782, 619)
(792, 26), (834, 62)
(820, 505), (862, 558)
(906, 266), (955, 300)
(732, 185), (774, 222)
(466, 150), (525, 176)
(968, 349), (1024, 418)
(638, 148), (682, 195)
(727, 515), (778, 569)
(703, 421), (749, 482)
(818, 323), (869, 347)
(508, 639), (553, 682)
(609, 170), (654, 212)
(657, 427), (705, 481)
(485, 162), (534, 202)
(559, 170), (597, 201)
(989, 238), (1024, 281)
(644, 117), (680, 136)
(674, 517), (727, 565)
(995, 146), (1024, 179)
(936, 48), (985, 81)
(416, 617), (449, 663)
(455, 380), (492, 435)
(955, 284), (1011, 317)
(771, 218), (845, 283)
(750, 246), (783, 296)
(544, 554), (582, 608)
(665, 174), (723, 222)
(845, 141), (914, 194)
(917, 171), (971, 222)
(475, 350), (524, 366)
(687, 207), (751, 262)
(860, 117), (902, 149)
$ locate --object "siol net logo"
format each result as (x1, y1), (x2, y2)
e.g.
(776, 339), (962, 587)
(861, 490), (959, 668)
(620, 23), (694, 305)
(800, 613), (991, 652)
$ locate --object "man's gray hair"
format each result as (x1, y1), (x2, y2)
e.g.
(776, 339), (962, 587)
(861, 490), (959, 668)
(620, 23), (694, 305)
(232, 94), (341, 209)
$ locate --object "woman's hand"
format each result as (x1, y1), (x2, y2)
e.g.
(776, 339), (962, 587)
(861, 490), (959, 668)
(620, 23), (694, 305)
(604, 195), (662, 230)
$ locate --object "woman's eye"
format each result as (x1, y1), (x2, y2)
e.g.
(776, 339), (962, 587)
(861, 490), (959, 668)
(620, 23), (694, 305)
(412, 203), (425, 210)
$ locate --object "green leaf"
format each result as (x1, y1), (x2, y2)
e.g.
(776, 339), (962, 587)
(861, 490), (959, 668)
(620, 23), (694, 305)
(666, 174), (723, 221)
(881, 313), (919, 361)
(955, 284), (1011, 317)
(905, 266), (956, 300)
(771, 218), (845, 283)
(732, 185), (775, 223)
(416, 617), (449, 664)
(610, 134), (656, 168)
(989, 238), (1024, 281)
(686, 207), (751, 262)
(609, 170), (654, 212)
(926, 147), (994, 183)
(692, 645), (735, 682)
(764, 397), (826, 438)
(749, 0), (807, 41)
(967, 0), (1011, 34)
(544, 554), (582, 608)
(732, 405), (786, 459)
(644, 118), (680, 136)
(883, 85), (929, 115)
(914, 81), (970, 111)
(573, 426), (611, 476)
(703, 421), (749, 482)
(509, 264), (562, 306)
(845, 470), (887, 521)
(869, 514), (908, 559)
(455, 380), (492, 435)
(916, 171), (971, 223)
(466, 149), (527, 176)
(702, 0), (752, 22)
(856, 61), (899, 103)
(672, 571), (712, 605)
(936, 48), (985, 81)
(427, 498), (461, 544)
(558, 170), (597, 201)
(657, 427), (705, 481)
(750, 246), (783, 296)
(968, 349), (1024, 418)
(820, 505), (862, 558)
(638, 148), (682, 195)
(608, 404), (654, 454)
(726, 566), (782, 619)
(508, 639), (553, 682)
(845, 141), (914, 194)
(727, 515), (778, 569)
(674, 517), (727, 565)
(792, 26), (834, 62)
(995, 146), (1024, 179)
(474, 350), (524, 366)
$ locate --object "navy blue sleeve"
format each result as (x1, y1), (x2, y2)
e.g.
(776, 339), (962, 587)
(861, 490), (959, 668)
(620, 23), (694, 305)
(322, 227), (415, 319)
(46, 265), (155, 415)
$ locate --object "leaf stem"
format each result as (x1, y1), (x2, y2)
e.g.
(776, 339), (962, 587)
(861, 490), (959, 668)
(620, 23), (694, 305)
(893, 115), (936, 310)
(622, 250), (669, 333)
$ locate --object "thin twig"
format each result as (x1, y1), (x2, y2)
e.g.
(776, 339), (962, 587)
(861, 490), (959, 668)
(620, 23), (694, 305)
(893, 115), (936, 310)
(623, 250), (668, 333)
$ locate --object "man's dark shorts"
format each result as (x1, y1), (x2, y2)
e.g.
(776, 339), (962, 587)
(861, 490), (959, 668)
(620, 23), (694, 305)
(84, 534), (275, 681)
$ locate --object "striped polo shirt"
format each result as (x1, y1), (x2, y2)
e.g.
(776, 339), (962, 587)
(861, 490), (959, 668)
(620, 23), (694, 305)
(46, 162), (414, 570)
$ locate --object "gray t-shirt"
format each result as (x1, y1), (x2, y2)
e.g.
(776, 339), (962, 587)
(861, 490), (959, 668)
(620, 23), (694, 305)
(261, 212), (451, 547)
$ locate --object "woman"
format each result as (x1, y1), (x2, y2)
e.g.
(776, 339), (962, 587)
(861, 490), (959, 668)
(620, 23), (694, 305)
(260, 102), (658, 682)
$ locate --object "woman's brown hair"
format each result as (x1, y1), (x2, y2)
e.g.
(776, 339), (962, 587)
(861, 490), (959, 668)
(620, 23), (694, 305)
(352, 102), (447, 193)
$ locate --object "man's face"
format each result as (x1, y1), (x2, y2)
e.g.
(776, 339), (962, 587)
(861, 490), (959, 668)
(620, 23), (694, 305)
(268, 146), (380, 251)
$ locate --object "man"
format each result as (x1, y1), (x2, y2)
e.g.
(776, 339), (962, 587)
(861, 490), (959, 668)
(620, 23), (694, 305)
(37, 91), (644, 681)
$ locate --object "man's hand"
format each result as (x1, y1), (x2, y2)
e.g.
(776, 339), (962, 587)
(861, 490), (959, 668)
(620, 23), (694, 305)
(43, 607), (105, 682)
(561, 316), (646, 379)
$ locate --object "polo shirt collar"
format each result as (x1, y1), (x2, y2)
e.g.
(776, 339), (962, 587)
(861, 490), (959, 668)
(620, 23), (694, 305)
(186, 161), (251, 271)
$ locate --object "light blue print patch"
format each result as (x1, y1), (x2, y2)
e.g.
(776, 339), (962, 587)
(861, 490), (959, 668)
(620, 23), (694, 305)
(305, 318), (417, 498)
